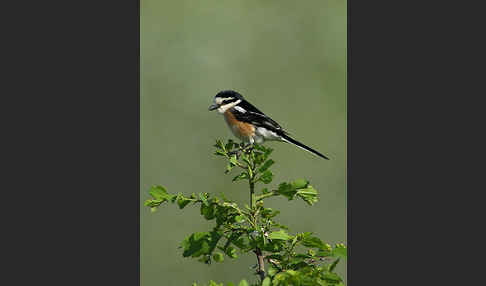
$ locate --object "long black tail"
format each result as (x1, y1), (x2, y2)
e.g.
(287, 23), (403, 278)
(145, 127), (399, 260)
(281, 134), (329, 160)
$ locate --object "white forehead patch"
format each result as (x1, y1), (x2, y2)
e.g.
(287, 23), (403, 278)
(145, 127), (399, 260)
(214, 97), (234, 105)
(217, 99), (241, 114)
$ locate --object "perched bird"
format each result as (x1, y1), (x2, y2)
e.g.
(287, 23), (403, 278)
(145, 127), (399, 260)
(208, 90), (329, 160)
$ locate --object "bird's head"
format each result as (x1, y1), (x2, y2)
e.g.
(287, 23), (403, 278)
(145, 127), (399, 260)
(208, 90), (244, 114)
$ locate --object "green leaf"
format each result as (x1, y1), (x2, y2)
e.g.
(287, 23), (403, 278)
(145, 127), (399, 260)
(177, 195), (191, 209)
(149, 185), (174, 201)
(258, 159), (275, 172)
(276, 182), (298, 200)
(238, 279), (249, 286)
(225, 140), (235, 151)
(225, 163), (234, 174)
(229, 155), (239, 166)
(181, 232), (211, 258)
(297, 185), (319, 205)
(323, 272), (342, 283)
(291, 179), (308, 189)
(302, 236), (325, 249)
(201, 203), (216, 220)
(144, 199), (162, 208)
(273, 273), (288, 284)
(215, 150), (226, 156)
(329, 257), (340, 272)
(259, 170), (273, 184)
(267, 265), (278, 277)
(333, 246), (347, 258)
(225, 246), (238, 258)
(232, 172), (249, 182)
(209, 280), (223, 286)
(268, 229), (292, 241)
(232, 236), (249, 250)
(261, 277), (271, 286)
(212, 252), (224, 262)
(234, 215), (245, 223)
(241, 153), (251, 166)
(199, 193), (209, 206)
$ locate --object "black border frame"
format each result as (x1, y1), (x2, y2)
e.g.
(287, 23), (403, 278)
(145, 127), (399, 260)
(3, 0), (480, 284)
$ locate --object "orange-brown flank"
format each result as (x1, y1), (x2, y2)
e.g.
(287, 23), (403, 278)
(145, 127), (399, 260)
(224, 110), (255, 139)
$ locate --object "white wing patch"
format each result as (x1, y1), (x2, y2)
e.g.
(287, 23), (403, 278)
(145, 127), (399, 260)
(234, 106), (246, 113)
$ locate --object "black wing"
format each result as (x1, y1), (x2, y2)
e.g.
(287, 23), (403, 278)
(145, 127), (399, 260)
(232, 100), (287, 135)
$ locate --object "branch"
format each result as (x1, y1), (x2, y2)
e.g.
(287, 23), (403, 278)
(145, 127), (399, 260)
(255, 191), (279, 201)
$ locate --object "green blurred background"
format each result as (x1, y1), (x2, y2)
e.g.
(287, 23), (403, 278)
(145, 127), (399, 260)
(141, 0), (346, 285)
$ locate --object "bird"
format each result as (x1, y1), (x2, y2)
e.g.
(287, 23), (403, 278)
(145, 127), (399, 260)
(208, 90), (329, 160)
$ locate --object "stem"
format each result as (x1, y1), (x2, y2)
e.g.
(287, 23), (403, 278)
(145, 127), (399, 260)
(247, 149), (265, 282)
(250, 180), (256, 209)
(255, 191), (279, 201)
(254, 248), (265, 282)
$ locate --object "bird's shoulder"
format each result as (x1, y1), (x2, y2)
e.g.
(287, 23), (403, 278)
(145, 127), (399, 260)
(231, 100), (286, 134)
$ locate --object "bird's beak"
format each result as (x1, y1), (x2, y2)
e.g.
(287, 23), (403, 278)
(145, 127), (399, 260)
(208, 103), (219, 111)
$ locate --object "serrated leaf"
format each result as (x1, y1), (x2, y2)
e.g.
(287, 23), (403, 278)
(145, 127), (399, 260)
(268, 229), (292, 241)
(258, 159), (275, 172)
